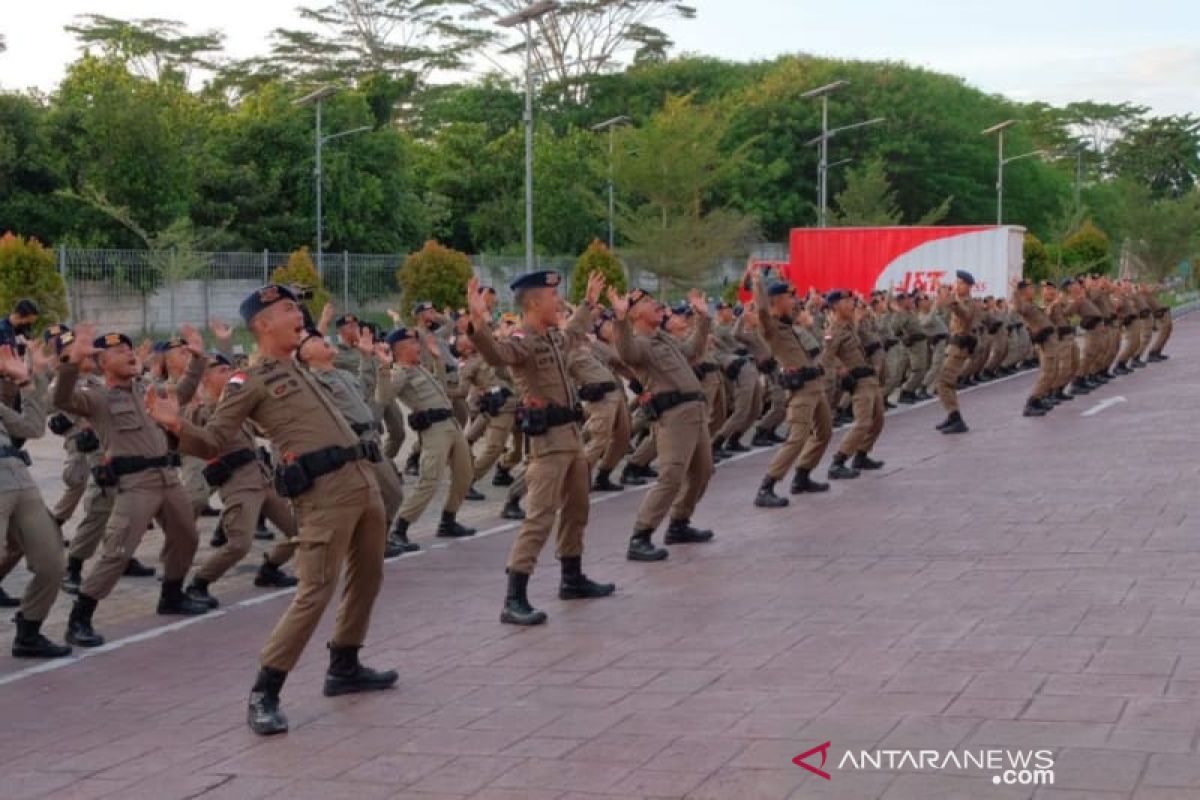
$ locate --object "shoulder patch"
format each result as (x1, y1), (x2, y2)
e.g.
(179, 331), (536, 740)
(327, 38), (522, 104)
(225, 372), (247, 393)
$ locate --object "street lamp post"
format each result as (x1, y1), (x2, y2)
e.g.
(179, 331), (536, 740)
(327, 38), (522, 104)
(497, 0), (560, 273)
(591, 115), (630, 249)
(295, 86), (339, 279)
(801, 80), (884, 227)
(982, 120), (1023, 225)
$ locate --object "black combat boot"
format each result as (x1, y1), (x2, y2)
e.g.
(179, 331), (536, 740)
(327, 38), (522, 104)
(66, 594), (104, 648)
(124, 557), (155, 578)
(404, 453), (419, 476)
(852, 452), (884, 470)
(827, 453), (860, 480)
(897, 390), (918, 405)
(711, 436), (729, 462)
(0, 584), (18, 607)
(1054, 388), (1074, 402)
(1131, 356), (1146, 368)
(591, 468), (624, 492)
(500, 498), (525, 520)
(491, 466), (514, 486)
(558, 557), (616, 600)
(247, 667), (289, 736)
(1022, 399), (1047, 418)
(61, 556), (83, 595)
(620, 463), (648, 486)
(465, 484), (486, 501)
(11, 612), (72, 659)
(1114, 361), (1131, 375)
(751, 428), (776, 448)
(186, 577), (220, 609)
(791, 468), (830, 494)
(209, 524), (228, 548)
(940, 411), (969, 434)
(255, 512), (274, 540)
(323, 643), (399, 696)
(754, 476), (789, 508)
(500, 571), (548, 625)
(157, 579), (211, 616)
(254, 555), (299, 588)
(385, 517), (420, 556)
(627, 529), (668, 562)
(725, 435), (750, 453)
(436, 511), (476, 538)
(665, 518), (715, 544)
(1071, 378), (1092, 395)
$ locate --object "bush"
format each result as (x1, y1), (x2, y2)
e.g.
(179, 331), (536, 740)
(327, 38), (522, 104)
(1023, 233), (1050, 283)
(569, 239), (627, 305)
(1062, 220), (1113, 276)
(271, 246), (330, 319)
(0, 232), (69, 334)
(397, 240), (473, 322)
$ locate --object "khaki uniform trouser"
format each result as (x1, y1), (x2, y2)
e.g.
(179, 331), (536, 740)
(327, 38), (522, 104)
(966, 333), (990, 377)
(1118, 324), (1141, 364)
(628, 426), (656, 468)
(923, 340), (948, 392)
(757, 376), (787, 432)
(1137, 318), (1154, 357)
(0, 488), (64, 621)
(767, 388), (832, 479)
(902, 341), (930, 394)
(260, 464), (384, 672)
(1031, 339), (1057, 398)
(196, 467), (297, 584)
(883, 344), (909, 398)
(986, 332), (1009, 371)
(717, 365), (759, 440)
(69, 479), (116, 562)
(382, 401), (405, 460)
(839, 377), (885, 457)
(937, 344), (970, 413)
(1101, 325), (1120, 371)
(583, 393), (630, 472)
(1081, 329), (1103, 377)
(701, 373), (725, 435)
(472, 410), (518, 482)
(1151, 315), (1173, 354)
(51, 445), (88, 522)
(80, 469), (199, 601)
(183, 456), (213, 517)
(397, 419), (471, 524)
(636, 401), (713, 532)
(507, 448), (589, 575)
(372, 455), (405, 522)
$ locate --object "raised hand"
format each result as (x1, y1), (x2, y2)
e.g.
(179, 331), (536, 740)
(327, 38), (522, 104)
(180, 323), (205, 357)
(68, 323), (98, 364)
(466, 276), (489, 324)
(0, 345), (29, 383)
(687, 288), (708, 316)
(606, 288), (629, 319)
(386, 308), (402, 324)
(585, 271), (606, 305)
(144, 384), (181, 432)
(356, 326), (375, 355)
(27, 341), (52, 376)
(373, 342), (393, 366)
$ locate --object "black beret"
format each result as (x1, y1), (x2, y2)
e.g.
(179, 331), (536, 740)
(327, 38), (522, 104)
(94, 332), (133, 350)
(509, 270), (562, 292)
(55, 330), (76, 355)
(1016, 280), (1032, 290)
(955, 270), (976, 286)
(1060, 278), (1075, 289)
(155, 336), (186, 353)
(207, 352), (233, 369)
(670, 302), (693, 317)
(629, 288), (653, 307)
(767, 282), (793, 297)
(43, 323), (71, 342)
(825, 289), (849, 305)
(715, 300), (731, 310)
(412, 301), (434, 316)
(386, 327), (416, 345)
(239, 284), (299, 324)
(334, 314), (359, 328)
(733, 306), (745, 318)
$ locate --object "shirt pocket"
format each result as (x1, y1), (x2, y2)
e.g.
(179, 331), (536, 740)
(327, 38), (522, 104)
(108, 401), (142, 431)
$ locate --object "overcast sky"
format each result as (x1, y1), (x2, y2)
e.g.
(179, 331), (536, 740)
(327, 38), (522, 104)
(2, 0), (1197, 115)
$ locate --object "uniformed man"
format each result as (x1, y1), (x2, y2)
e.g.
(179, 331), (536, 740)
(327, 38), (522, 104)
(55, 328), (210, 649)
(145, 284), (397, 737)
(174, 349), (299, 608)
(983, 298), (1011, 379)
(733, 304), (786, 446)
(919, 292), (949, 401)
(1145, 285), (1173, 361)
(466, 271), (614, 626)
(892, 292), (927, 405)
(609, 285), (716, 561)
(584, 311), (637, 490)
(42, 325), (86, 528)
(711, 303), (758, 453)
(823, 290), (886, 475)
(460, 322), (522, 496)
(561, 304), (629, 492)
(750, 275), (831, 507)
(375, 327), (475, 545)
(1063, 279), (1102, 394)
(326, 310), (408, 464)
(0, 343), (72, 658)
(934, 271), (978, 434)
(1011, 280), (1057, 416)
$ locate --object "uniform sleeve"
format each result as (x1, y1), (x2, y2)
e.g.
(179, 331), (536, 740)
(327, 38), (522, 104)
(612, 317), (650, 367)
(52, 362), (96, 418)
(0, 373), (49, 440)
(823, 326), (847, 374)
(375, 365), (413, 407)
(563, 302), (594, 346)
(175, 353), (206, 406)
(683, 313), (713, 363)
(469, 321), (531, 368)
(357, 353), (378, 403)
(177, 374), (262, 460)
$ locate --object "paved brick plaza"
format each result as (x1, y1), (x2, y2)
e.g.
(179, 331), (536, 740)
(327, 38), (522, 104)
(1, 316), (1197, 800)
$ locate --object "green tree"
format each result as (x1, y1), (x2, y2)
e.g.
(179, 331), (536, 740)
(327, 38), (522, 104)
(64, 14), (224, 83)
(1115, 182), (1200, 283)
(1023, 232), (1050, 282)
(831, 158), (901, 226)
(397, 240), (473, 321)
(569, 239), (627, 304)
(0, 233), (70, 331)
(272, 246), (331, 316)
(1108, 115), (1200, 199)
(1061, 219), (1113, 275)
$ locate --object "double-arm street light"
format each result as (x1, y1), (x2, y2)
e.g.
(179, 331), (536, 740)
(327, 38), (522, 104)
(295, 85), (370, 279)
(591, 115), (630, 249)
(802, 80), (885, 227)
(496, 0), (560, 273)
(982, 119), (1045, 225)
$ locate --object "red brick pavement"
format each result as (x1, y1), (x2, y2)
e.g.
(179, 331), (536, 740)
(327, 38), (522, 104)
(0, 317), (1197, 799)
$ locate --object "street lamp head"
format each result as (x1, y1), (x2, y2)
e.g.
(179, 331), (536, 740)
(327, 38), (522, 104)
(294, 85), (340, 106)
(496, 0), (559, 27)
(591, 115), (631, 132)
(982, 119), (1019, 136)
(801, 79), (849, 99)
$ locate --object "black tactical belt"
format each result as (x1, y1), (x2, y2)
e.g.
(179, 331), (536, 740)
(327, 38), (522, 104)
(883, 338), (899, 351)
(202, 448), (257, 487)
(480, 387), (514, 416)
(849, 365), (876, 380)
(274, 441), (382, 498)
(48, 413), (75, 436)
(950, 334), (978, 352)
(1138, 309), (1151, 319)
(647, 390), (703, 418)
(1153, 309), (1168, 318)
(693, 363), (719, 378)
(350, 421), (378, 436)
(723, 357), (749, 380)
(904, 334), (927, 345)
(864, 342), (882, 357)
(757, 357), (778, 374)
(1057, 326), (1075, 337)
(109, 453), (181, 476)
(1031, 327), (1055, 345)
(518, 403), (584, 435)
(930, 334), (948, 345)
(779, 366), (824, 391)
(0, 445), (31, 466)
(409, 408), (453, 431)
(72, 428), (100, 453)
(1080, 317), (1101, 330)
(578, 381), (617, 402)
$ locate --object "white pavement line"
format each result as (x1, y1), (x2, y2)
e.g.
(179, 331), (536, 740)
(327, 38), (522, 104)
(0, 365), (1039, 688)
(1081, 396), (1127, 417)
